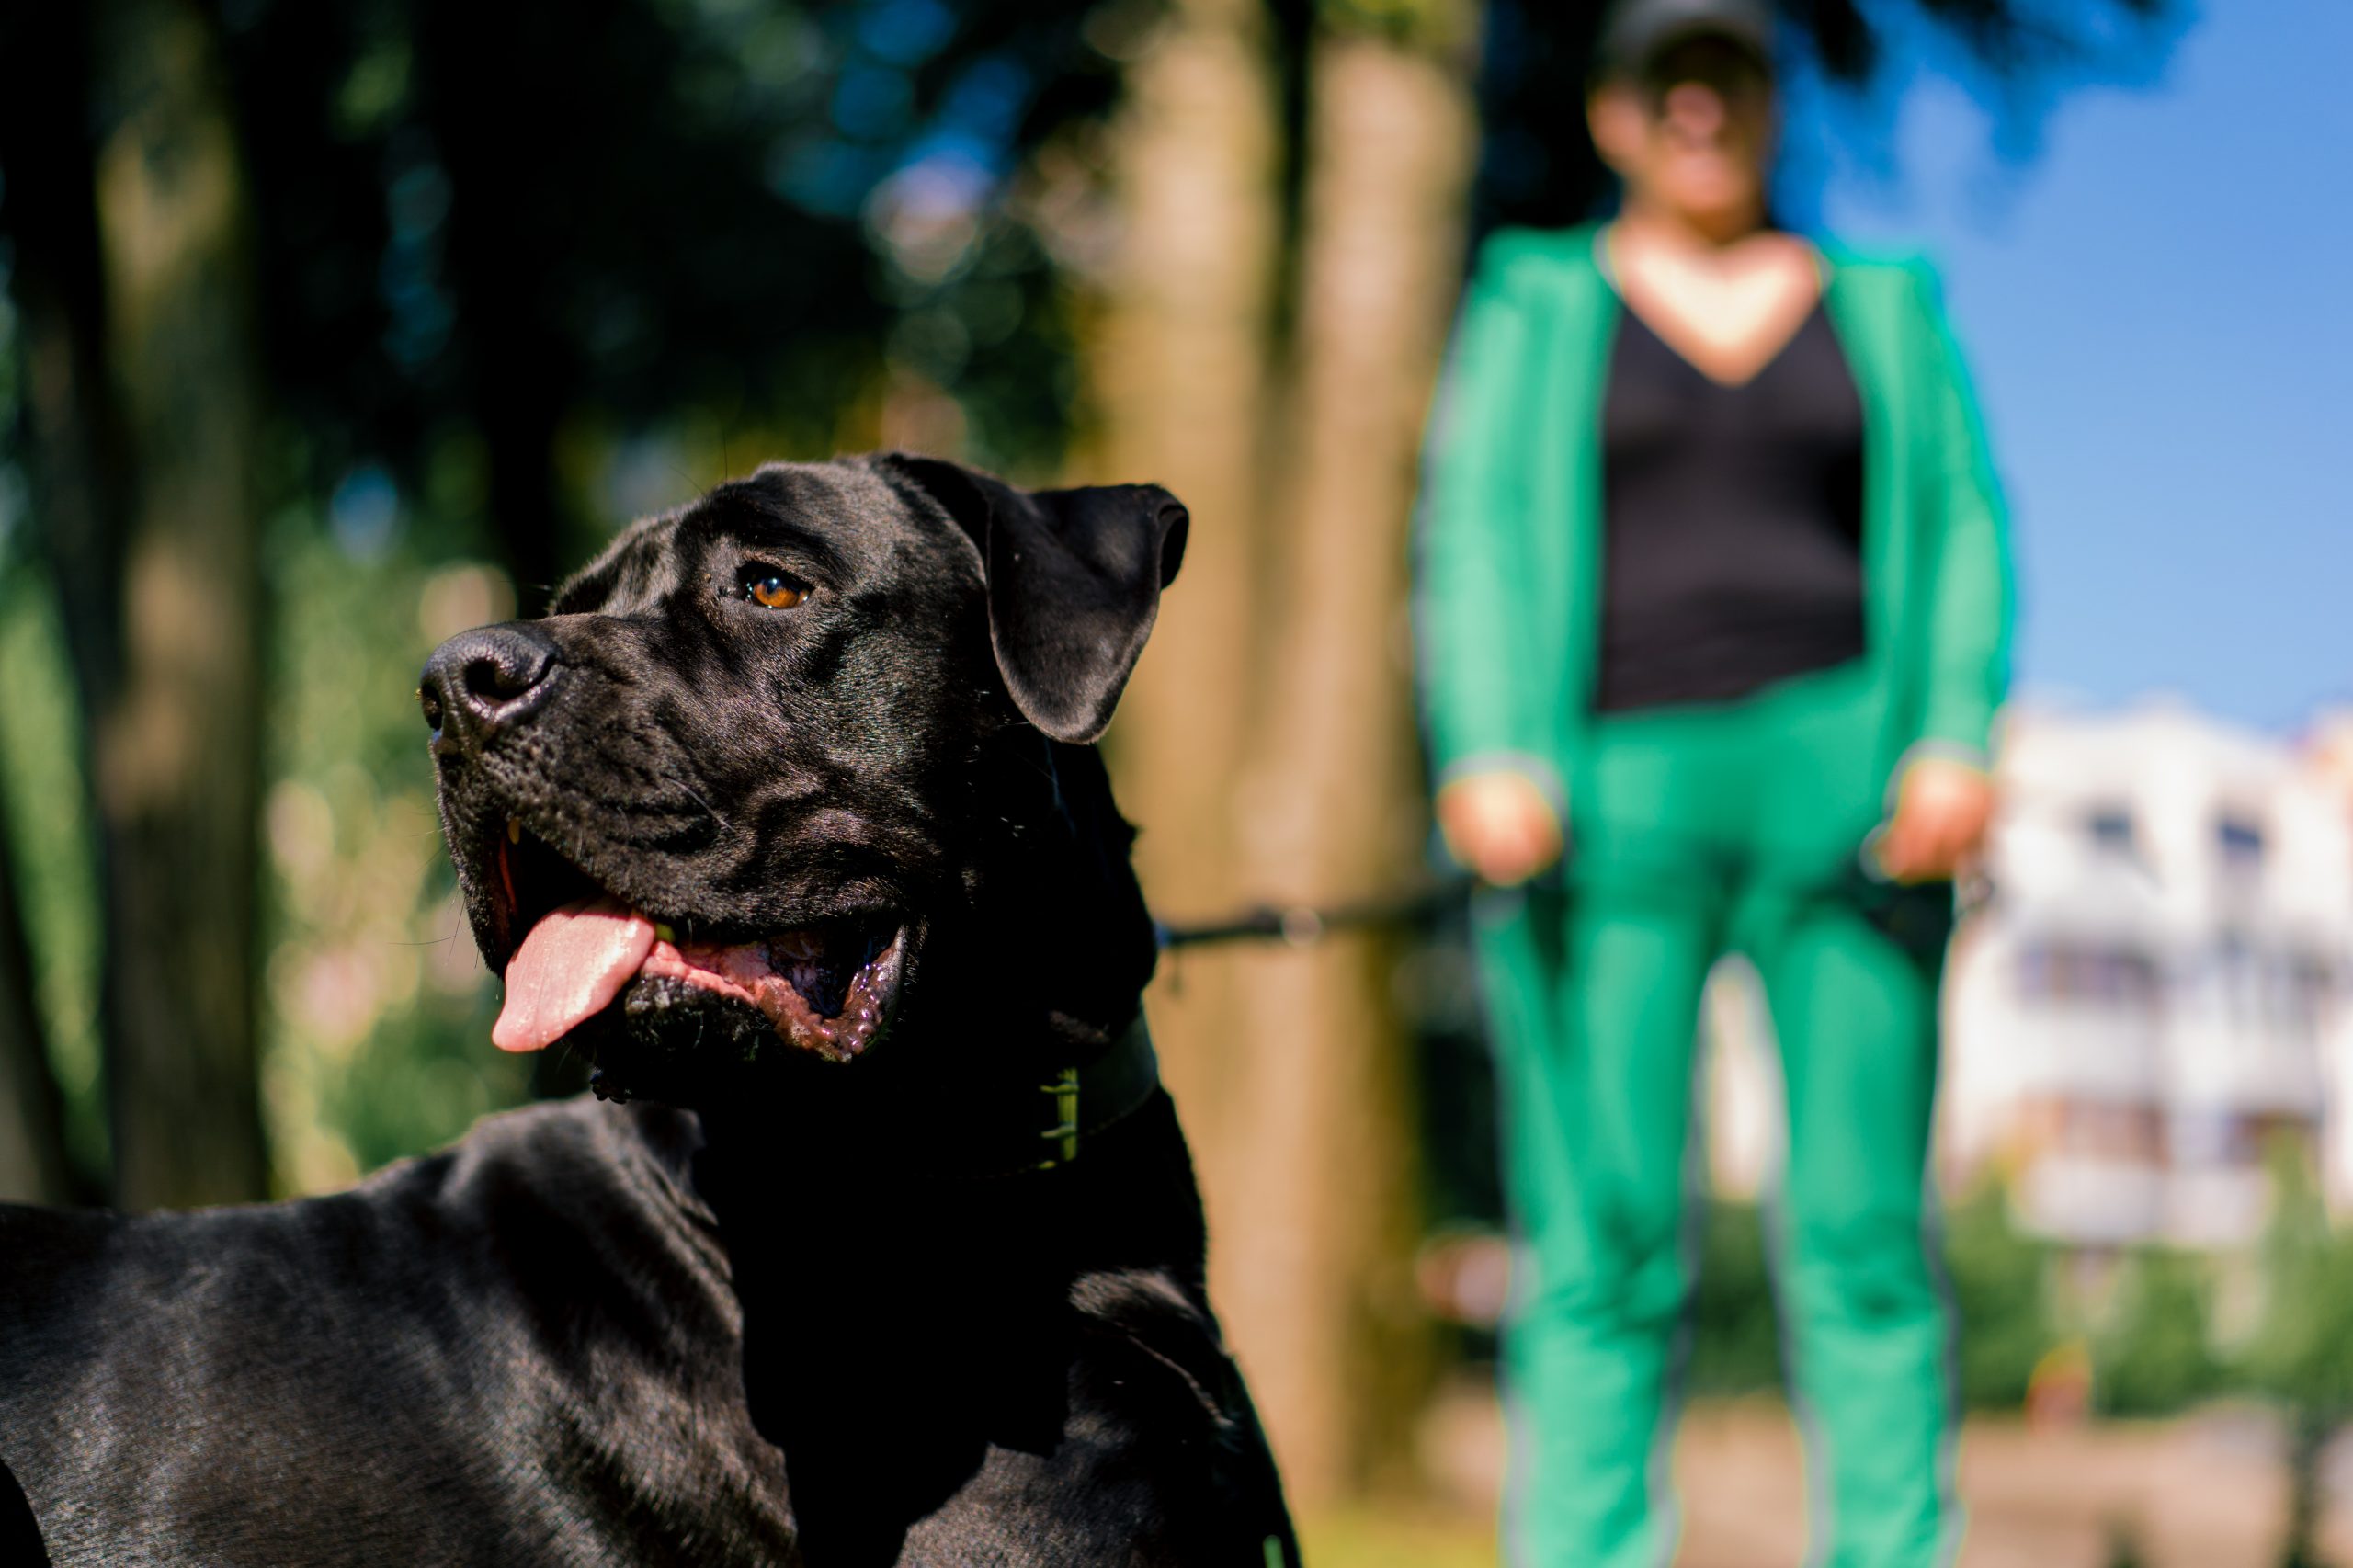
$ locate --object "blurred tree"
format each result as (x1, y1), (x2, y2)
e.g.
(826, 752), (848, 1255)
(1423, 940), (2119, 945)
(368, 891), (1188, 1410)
(1210, 0), (1481, 1496)
(1, 0), (271, 1208)
(213, 0), (1129, 601)
(1687, 1199), (1782, 1395)
(2238, 1144), (2353, 1568)
(2091, 1248), (2225, 1418)
(1085, 0), (1285, 1240)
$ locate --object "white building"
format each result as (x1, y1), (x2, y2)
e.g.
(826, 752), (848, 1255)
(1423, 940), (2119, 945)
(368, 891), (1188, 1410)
(1939, 701), (2353, 1247)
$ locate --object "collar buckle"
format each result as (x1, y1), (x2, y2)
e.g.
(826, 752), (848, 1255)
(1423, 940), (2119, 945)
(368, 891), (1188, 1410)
(1035, 1065), (1081, 1169)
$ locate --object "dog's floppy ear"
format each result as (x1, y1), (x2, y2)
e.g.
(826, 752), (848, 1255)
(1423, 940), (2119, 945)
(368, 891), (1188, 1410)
(878, 454), (1188, 744)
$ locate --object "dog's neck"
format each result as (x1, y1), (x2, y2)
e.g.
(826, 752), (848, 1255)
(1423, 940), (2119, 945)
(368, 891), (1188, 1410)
(650, 725), (1197, 1557)
(679, 1003), (1155, 1180)
(678, 1051), (1204, 1560)
(681, 1026), (1201, 1335)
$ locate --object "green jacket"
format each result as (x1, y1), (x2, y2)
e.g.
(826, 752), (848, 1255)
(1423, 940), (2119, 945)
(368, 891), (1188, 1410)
(1416, 223), (2013, 813)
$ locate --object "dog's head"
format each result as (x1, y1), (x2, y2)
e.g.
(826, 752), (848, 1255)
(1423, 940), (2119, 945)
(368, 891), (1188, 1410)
(420, 455), (1186, 1104)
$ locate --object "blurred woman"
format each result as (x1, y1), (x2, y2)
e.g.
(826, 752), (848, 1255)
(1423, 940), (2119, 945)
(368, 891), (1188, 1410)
(1417, 1), (2010, 1562)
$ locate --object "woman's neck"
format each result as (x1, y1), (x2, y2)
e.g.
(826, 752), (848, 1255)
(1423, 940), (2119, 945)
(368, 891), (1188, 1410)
(1612, 195), (1770, 254)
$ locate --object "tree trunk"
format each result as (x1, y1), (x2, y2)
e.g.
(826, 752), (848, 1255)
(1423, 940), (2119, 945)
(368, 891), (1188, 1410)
(1087, 0), (1286, 1215)
(412, 0), (585, 614)
(1087, 0), (1480, 1505)
(1210, 21), (1478, 1502)
(77, 0), (270, 1208)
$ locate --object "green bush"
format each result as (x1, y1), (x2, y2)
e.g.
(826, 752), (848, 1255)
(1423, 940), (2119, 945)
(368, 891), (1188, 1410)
(2092, 1249), (2225, 1417)
(1686, 1198), (1783, 1396)
(1940, 1186), (2059, 1410)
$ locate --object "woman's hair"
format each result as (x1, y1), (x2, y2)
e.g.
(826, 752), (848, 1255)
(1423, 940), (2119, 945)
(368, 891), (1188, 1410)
(1591, 0), (1776, 86)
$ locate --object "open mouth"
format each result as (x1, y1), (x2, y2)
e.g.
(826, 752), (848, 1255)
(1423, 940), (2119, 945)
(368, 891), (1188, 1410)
(486, 821), (904, 1065)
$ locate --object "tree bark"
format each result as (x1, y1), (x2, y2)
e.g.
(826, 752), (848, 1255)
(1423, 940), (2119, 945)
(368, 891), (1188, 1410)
(74, 0), (271, 1208)
(1087, 0), (1286, 1206)
(409, 0), (597, 614)
(1087, 0), (1480, 1505)
(1210, 22), (1477, 1502)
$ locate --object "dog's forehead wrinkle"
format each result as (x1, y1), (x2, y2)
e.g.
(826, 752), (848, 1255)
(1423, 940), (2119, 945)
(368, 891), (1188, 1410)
(688, 506), (852, 581)
(554, 509), (686, 613)
(694, 461), (885, 545)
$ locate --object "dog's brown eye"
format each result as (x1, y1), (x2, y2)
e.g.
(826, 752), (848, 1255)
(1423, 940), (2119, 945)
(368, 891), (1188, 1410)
(743, 571), (808, 610)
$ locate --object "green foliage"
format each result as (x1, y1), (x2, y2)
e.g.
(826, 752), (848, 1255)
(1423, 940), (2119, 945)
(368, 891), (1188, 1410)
(2241, 1143), (2353, 1417)
(2090, 1249), (2226, 1418)
(1674, 1188), (2237, 1418)
(212, 0), (1120, 568)
(1317, 0), (1473, 51)
(1940, 1186), (2057, 1410)
(256, 514), (537, 1191)
(1686, 1197), (1783, 1396)
(0, 566), (107, 1182)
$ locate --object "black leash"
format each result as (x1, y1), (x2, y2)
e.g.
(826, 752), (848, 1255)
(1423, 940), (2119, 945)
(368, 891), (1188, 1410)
(1154, 877), (1475, 951)
(1153, 859), (1990, 953)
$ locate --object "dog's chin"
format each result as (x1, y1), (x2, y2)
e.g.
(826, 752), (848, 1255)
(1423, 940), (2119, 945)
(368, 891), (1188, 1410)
(634, 920), (907, 1065)
(560, 974), (904, 1105)
(551, 983), (818, 1106)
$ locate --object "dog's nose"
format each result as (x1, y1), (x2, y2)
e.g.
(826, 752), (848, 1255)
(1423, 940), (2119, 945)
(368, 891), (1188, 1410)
(420, 624), (559, 751)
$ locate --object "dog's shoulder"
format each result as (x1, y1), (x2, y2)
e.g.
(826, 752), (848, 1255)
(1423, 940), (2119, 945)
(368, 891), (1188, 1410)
(1067, 1267), (1255, 1438)
(381, 1093), (710, 1232)
(892, 1267), (1291, 1566)
(0, 1098), (714, 1405)
(0, 1096), (763, 1567)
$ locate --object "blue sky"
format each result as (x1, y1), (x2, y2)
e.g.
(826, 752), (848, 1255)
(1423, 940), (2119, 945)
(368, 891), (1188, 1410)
(1778, 0), (2349, 736)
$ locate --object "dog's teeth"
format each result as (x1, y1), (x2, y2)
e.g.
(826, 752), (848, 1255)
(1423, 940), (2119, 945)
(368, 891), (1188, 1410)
(506, 817), (523, 844)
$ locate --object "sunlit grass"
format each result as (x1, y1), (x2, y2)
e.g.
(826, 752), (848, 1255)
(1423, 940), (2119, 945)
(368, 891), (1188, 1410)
(1298, 1505), (1494, 1568)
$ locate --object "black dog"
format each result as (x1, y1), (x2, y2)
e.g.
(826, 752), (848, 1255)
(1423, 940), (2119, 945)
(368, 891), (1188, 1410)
(0, 456), (1298, 1566)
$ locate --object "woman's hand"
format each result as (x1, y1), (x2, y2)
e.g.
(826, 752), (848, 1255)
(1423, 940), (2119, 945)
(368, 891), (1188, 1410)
(1876, 758), (1994, 883)
(1438, 771), (1565, 887)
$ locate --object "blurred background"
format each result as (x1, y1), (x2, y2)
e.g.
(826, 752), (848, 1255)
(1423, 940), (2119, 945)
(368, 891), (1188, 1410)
(0, 0), (2347, 1563)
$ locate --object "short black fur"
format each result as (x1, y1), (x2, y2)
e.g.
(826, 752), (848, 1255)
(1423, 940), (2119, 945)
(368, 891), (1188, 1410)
(0, 456), (1295, 1566)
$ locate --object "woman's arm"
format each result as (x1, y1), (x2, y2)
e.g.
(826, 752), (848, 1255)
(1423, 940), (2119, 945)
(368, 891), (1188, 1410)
(1879, 262), (2014, 881)
(1908, 260), (2015, 771)
(1415, 234), (1567, 829)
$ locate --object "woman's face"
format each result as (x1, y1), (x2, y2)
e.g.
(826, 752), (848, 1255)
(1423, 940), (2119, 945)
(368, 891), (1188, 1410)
(1589, 36), (1778, 234)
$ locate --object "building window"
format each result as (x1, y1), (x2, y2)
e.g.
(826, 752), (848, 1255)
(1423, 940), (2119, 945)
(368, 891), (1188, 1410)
(2216, 813), (2267, 866)
(2086, 806), (2137, 856)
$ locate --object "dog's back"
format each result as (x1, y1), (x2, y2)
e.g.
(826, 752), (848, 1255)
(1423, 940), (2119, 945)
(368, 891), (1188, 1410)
(0, 1100), (801, 1566)
(1, 1095), (1289, 1566)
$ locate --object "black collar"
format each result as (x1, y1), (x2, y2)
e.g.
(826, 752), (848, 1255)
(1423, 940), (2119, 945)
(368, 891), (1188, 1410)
(676, 1017), (1163, 1184)
(946, 1017), (1161, 1180)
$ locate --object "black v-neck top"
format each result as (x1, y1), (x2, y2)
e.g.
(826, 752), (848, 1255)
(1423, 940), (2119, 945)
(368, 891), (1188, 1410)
(1592, 298), (1868, 714)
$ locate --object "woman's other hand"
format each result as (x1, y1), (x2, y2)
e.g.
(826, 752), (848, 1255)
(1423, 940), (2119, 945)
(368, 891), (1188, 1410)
(1876, 758), (1994, 883)
(1438, 771), (1566, 886)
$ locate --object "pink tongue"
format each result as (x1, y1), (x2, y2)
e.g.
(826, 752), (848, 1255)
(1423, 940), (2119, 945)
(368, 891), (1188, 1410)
(493, 896), (657, 1052)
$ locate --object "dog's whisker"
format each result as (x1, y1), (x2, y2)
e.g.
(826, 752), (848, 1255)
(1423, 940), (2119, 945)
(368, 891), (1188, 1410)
(675, 780), (727, 831)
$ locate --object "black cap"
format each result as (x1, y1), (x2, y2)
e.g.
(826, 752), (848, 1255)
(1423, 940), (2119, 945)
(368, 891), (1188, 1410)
(1597, 0), (1776, 76)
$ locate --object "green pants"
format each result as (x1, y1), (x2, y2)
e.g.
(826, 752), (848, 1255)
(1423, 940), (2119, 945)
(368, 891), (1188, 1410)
(1477, 666), (1958, 1568)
